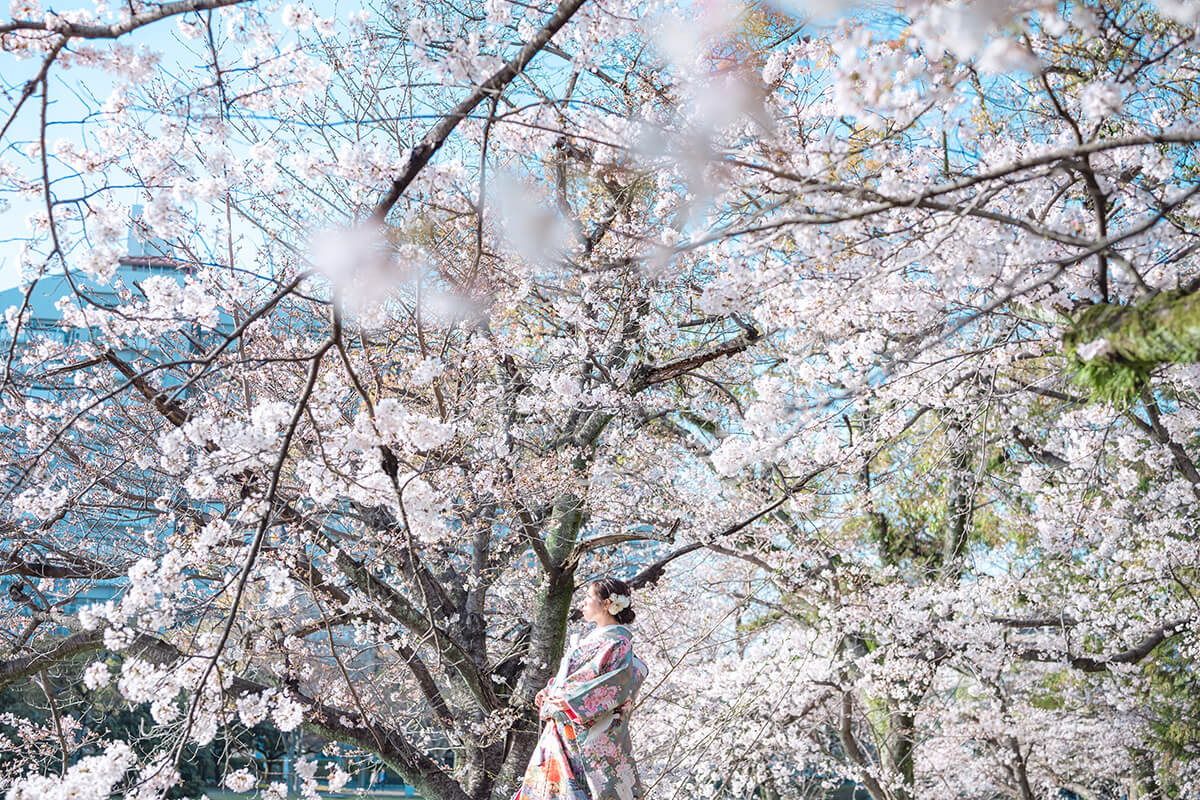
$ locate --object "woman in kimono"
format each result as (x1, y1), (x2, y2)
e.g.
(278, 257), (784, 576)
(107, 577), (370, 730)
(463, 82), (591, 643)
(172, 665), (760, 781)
(513, 577), (648, 800)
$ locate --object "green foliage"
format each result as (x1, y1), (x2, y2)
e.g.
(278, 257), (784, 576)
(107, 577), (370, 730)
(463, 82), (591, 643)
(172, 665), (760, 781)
(1027, 672), (1068, 711)
(1067, 356), (1154, 408)
(1064, 290), (1200, 406)
(1145, 643), (1200, 775)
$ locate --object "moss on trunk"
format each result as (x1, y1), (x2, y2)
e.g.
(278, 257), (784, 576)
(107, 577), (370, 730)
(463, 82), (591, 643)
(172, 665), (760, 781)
(1064, 288), (1200, 405)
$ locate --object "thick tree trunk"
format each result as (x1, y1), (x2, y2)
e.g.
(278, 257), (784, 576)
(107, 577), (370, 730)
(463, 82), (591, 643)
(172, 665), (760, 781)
(939, 433), (974, 574)
(489, 493), (585, 800)
(1131, 750), (1163, 800)
(858, 417), (974, 800)
(880, 710), (915, 800)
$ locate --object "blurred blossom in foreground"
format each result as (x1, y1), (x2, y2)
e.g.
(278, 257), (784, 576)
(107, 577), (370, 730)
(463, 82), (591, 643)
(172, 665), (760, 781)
(311, 224), (484, 330)
(311, 223), (399, 327)
(1157, 0), (1200, 22)
(635, 74), (766, 239)
(639, 0), (773, 236)
(651, 0), (741, 71)
(491, 170), (579, 272)
(767, 0), (863, 22)
(908, 0), (1038, 61)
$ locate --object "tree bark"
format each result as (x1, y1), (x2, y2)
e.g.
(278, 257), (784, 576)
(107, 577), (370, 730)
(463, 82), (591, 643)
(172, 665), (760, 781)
(939, 430), (974, 574)
(1131, 749), (1163, 800)
(881, 710), (915, 800)
(1065, 287), (1200, 403)
(491, 494), (585, 800)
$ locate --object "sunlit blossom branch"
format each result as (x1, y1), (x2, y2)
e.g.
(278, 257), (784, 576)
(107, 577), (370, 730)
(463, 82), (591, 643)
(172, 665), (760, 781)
(845, 178), (1200, 412)
(285, 547), (463, 734)
(0, 38), (64, 163)
(1030, 39), (1114, 303)
(0, 0), (249, 38)
(372, 0), (590, 221)
(391, 470), (504, 708)
(308, 581), (394, 756)
(162, 272), (310, 404)
(58, 316), (501, 721)
(0, 350), (225, 506)
(1, 620), (467, 799)
(729, 131), (1200, 220)
(1016, 618), (1190, 673)
(629, 466), (828, 591)
(172, 339), (332, 763)
(1128, 390), (1200, 491)
(312, 525), (499, 712)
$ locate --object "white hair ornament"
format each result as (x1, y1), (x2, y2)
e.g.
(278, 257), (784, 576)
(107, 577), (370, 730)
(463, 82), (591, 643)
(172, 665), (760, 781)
(606, 593), (631, 614)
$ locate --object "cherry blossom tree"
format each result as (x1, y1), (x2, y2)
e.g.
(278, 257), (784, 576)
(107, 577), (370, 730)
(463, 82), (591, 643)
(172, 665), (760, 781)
(0, 0), (765, 797)
(627, 2), (1200, 798)
(3, 0), (1200, 799)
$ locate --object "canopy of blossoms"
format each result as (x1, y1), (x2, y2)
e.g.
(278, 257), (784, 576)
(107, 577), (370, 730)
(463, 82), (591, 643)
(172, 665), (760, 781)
(2, 0), (1199, 798)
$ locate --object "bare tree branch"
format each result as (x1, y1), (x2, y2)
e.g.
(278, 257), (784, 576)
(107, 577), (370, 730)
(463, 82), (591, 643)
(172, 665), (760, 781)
(371, 0), (590, 221)
(1016, 618), (1189, 672)
(630, 330), (762, 392)
(0, 0), (249, 38)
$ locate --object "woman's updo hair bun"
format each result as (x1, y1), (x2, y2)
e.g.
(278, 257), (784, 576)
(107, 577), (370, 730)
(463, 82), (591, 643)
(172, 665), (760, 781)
(593, 577), (636, 625)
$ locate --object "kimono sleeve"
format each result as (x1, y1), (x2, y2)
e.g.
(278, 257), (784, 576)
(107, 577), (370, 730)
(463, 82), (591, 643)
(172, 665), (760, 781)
(548, 637), (636, 726)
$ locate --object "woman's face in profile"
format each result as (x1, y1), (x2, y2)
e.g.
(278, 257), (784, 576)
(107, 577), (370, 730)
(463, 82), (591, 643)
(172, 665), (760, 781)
(580, 584), (606, 622)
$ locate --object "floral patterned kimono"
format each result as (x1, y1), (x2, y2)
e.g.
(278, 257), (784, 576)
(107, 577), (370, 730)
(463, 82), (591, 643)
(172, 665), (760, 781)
(513, 623), (648, 800)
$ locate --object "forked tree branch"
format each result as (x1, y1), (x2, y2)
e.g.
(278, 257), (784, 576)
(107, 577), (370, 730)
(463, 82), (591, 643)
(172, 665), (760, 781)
(372, 0), (589, 221)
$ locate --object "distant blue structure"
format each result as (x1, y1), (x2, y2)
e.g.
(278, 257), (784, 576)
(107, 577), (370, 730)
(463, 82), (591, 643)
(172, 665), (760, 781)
(0, 205), (196, 615)
(0, 204), (179, 343)
(0, 207), (420, 795)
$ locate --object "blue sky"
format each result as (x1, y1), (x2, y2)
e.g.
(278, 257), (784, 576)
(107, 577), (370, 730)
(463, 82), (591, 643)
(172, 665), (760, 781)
(0, 0), (376, 290)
